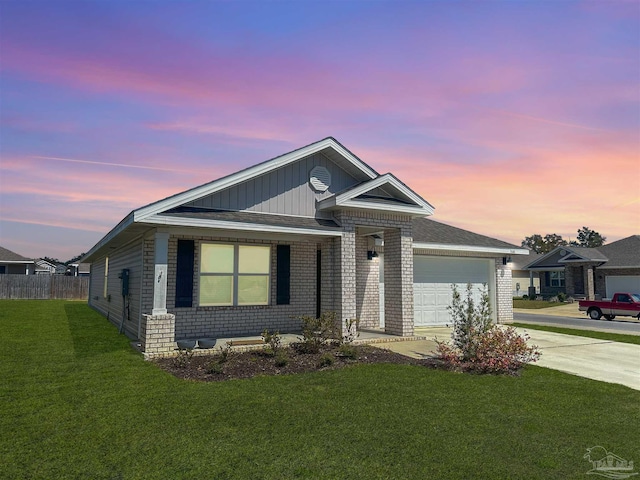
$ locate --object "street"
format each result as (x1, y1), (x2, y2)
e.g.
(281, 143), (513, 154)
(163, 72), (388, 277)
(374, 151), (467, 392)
(513, 312), (640, 335)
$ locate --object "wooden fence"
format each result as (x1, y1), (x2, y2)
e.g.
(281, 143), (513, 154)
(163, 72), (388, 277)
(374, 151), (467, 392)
(0, 275), (89, 300)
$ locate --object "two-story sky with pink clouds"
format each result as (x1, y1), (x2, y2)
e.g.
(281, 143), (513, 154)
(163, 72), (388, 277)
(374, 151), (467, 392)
(1, 1), (638, 260)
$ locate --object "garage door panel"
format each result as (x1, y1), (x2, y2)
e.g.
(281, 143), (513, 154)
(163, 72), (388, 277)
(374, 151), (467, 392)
(605, 276), (640, 298)
(412, 257), (491, 327)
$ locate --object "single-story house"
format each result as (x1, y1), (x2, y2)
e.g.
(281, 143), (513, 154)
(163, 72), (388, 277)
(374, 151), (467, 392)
(35, 259), (60, 275)
(82, 138), (526, 355)
(508, 252), (541, 297)
(524, 235), (640, 299)
(0, 246), (34, 275)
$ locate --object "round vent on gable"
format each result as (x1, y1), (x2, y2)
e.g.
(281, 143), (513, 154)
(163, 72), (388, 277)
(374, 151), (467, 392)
(309, 166), (331, 192)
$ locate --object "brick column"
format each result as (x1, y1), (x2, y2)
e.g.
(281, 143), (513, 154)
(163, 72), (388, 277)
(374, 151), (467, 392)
(383, 226), (414, 336)
(584, 266), (595, 300)
(565, 266), (575, 296)
(338, 221), (357, 335)
(495, 259), (513, 323)
(141, 313), (176, 355)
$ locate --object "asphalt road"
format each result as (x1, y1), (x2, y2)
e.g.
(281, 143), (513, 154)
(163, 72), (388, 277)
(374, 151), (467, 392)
(513, 312), (640, 335)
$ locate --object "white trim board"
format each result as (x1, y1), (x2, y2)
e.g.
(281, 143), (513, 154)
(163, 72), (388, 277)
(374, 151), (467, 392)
(412, 242), (528, 255)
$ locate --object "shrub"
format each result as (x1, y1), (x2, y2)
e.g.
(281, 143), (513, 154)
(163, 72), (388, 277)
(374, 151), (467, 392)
(337, 343), (358, 360)
(261, 329), (282, 356)
(557, 292), (566, 302)
(218, 342), (233, 363)
(274, 351), (289, 367)
(436, 283), (540, 375)
(342, 318), (360, 344)
(522, 294), (529, 300)
(173, 348), (194, 368)
(295, 312), (339, 353)
(317, 353), (335, 367)
(206, 361), (224, 375)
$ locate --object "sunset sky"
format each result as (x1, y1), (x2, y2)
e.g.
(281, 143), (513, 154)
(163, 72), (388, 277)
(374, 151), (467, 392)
(1, 0), (638, 261)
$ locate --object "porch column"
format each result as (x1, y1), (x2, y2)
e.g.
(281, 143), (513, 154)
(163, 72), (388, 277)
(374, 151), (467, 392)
(152, 232), (170, 315)
(565, 267), (575, 296)
(338, 222), (357, 335)
(383, 226), (414, 336)
(584, 266), (595, 300)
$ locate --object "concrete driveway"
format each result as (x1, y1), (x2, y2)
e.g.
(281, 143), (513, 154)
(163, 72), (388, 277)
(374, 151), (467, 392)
(373, 326), (640, 391)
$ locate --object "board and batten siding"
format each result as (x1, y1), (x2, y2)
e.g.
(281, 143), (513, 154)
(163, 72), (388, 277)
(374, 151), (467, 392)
(88, 238), (144, 339)
(186, 152), (360, 217)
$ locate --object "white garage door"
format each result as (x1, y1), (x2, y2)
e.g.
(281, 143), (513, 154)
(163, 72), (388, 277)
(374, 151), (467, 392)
(414, 256), (492, 326)
(605, 276), (640, 298)
(380, 255), (493, 327)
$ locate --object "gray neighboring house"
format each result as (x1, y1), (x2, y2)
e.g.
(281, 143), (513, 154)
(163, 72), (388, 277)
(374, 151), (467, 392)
(82, 138), (526, 355)
(525, 235), (640, 299)
(0, 246), (34, 275)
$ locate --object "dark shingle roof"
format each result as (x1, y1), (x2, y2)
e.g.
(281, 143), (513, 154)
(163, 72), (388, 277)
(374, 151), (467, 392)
(561, 247), (609, 262)
(163, 207), (340, 231)
(412, 218), (522, 250)
(0, 246), (32, 262)
(597, 235), (640, 268)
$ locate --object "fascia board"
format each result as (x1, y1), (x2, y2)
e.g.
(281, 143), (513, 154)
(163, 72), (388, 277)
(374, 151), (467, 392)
(340, 199), (434, 216)
(333, 173), (434, 211)
(413, 242), (528, 255)
(145, 214), (343, 237)
(526, 266), (565, 271)
(81, 212), (135, 262)
(523, 247), (564, 269)
(134, 138), (377, 221)
(0, 260), (35, 264)
(597, 265), (640, 269)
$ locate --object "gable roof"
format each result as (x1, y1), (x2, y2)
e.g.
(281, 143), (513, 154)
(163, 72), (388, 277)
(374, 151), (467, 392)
(525, 235), (640, 270)
(134, 137), (378, 221)
(0, 246), (33, 263)
(412, 218), (527, 255)
(317, 173), (434, 217)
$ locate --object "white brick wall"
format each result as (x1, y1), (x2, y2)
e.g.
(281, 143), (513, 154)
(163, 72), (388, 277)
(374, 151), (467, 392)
(495, 258), (513, 323)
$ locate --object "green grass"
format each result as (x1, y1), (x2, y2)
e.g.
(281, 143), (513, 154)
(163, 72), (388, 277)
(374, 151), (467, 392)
(1, 300), (639, 479)
(514, 299), (565, 309)
(512, 322), (640, 345)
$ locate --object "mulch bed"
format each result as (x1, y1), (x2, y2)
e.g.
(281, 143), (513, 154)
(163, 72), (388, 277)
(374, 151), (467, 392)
(155, 344), (440, 382)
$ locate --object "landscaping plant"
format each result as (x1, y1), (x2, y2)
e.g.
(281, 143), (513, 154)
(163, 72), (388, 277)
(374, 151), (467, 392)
(436, 283), (540, 374)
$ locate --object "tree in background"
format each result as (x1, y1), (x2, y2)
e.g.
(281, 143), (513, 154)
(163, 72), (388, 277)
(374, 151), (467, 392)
(522, 227), (606, 253)
(572, 227), (606, 248)
(521, 233), (568, 254)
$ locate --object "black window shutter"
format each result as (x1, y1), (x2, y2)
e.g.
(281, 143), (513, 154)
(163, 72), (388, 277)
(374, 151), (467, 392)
(545, 271), (550, 286)
(175, 240), (194, 308)
(276, 245), (290, 305)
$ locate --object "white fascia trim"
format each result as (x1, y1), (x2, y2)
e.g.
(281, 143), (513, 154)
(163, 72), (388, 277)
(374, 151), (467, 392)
(319, 173), (434, 213)
(526, 266), (565, 271)
(145, 214), (343, 237)
(413, 243), (528, 255)
(597, 265), (639, 269)
(134, 138), (377, 221)
(81, 213), (135, 262)
(339, 199), (434, 216)
(1, 260), (35, 264)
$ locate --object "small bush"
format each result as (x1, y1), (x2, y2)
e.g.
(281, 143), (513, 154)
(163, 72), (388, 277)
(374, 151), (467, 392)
(173, 348), (194, 368)
(342, 318), (360, 344)
(557, 292), (566, 302)
(262, 329), (282, 356)
(206, 361), (224, 375)
(274, 351), (289, 367)
(522, 294), (529, 300)
(337, 343), (358, 360)
(317, 353), (335, 367)
(295, 312), (339, 353)
(218, 343), (233, 363)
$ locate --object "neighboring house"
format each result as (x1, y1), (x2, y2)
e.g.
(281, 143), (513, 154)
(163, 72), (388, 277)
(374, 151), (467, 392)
(67, 263), (91, 276)
(508, 252), (541, 297)
(0, 246), (34, 275)
(82, 138), (526, 355)
(525, 235), (640, 299)
(35, 259), (59, 275)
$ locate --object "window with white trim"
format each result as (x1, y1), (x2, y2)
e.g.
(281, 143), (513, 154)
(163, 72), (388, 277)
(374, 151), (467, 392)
(550, 271), (565, 287)
(199, 244), (270, 306)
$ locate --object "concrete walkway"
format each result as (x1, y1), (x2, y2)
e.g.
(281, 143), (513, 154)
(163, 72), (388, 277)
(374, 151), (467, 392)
(372, 326), (640, 391)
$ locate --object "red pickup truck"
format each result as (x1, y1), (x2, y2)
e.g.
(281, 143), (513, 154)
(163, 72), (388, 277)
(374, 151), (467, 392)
(579, 293), (640, 320)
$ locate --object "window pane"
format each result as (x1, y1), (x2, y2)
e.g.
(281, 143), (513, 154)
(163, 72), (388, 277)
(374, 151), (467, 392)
(199, 275), (233, 305)
(239, 246), (270, 274)
(238, 276), (269, 305)
(201, 244), (234, 273)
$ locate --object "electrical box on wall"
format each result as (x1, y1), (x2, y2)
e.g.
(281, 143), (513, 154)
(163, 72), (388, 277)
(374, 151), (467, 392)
(119, 269), (130, 296)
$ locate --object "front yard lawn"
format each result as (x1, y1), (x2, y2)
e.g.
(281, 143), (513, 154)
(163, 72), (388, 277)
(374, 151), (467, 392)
(514, 299), (565, 309)
(1, 300), (639, 479)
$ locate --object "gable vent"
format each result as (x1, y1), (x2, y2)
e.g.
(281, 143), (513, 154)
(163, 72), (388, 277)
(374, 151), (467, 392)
(309, 166), (331, 192)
